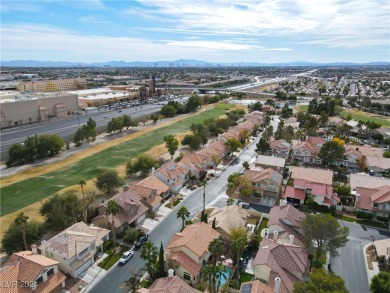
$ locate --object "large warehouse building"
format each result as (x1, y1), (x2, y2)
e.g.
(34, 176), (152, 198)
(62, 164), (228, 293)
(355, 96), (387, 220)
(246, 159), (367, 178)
(16, 78), (87, 92)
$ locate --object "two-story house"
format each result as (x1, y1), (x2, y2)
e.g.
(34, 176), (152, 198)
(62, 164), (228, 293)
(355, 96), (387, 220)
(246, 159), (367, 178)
(291, 137), (325, 165)
(246, 111), (264, 126)
(155, 161), (189, 192)
(244, 168), (283, 198)
(93, 189), (149, 233)
(269, 139), (291, 158)
(332, 145), (362, 173)
(0, 251), (67, 293)
(177, 153), (208, 179)
(136, 174), (170, 199)
(127, 184), (163, 211)
(284, 167), (339, 207)
(252, 238), (309, 293)
(196, 140), (227, 162)
(254, 155), (286, 172)
(143, 276), (202, 293)
(355, 185), (390, 220)
(36, 222), (109, 278)
(165, 222), (220, 284)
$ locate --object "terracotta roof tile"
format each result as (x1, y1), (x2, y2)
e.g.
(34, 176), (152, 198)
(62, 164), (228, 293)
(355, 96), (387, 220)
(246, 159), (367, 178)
(291, 167), (333, 185)
(170, 251), (202, 276)
(244, 168), (283, 185)
(284, 186), (305, 200)
(148, 276), (201, 293)
(136, 175), (170, 196)
(240, 280), (273, 293)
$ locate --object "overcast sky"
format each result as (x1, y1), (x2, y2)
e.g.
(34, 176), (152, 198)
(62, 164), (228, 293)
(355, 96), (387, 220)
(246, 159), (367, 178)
(1, 0), (389, 63)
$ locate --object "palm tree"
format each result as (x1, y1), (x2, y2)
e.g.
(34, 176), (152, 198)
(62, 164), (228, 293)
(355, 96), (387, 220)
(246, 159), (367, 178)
(176, 206), (190, 231)
(202, 264), (215, 293)
(105, 200), (120, 245)
(140, 241), (158, 279)
(215, 263), (228, 293)
(208, 239), (225, 291)
(232, 238), (246, 279)
(15, 212), (29, 250)
(242, 161), (249, 170)
(227, 182), (236, 197)
(226, 197), (235, 206)
(79, 179), (87, 222)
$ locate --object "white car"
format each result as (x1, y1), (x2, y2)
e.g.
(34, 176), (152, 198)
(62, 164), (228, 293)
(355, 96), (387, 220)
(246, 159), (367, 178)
(119, 250), (134, 265)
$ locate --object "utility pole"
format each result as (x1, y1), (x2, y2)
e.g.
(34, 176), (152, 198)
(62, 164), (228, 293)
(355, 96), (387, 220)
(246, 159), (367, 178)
(76, 95), (80, 126)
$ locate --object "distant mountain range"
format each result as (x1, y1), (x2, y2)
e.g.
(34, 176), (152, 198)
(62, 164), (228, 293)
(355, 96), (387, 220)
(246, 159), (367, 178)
(1, 59), (389, 67)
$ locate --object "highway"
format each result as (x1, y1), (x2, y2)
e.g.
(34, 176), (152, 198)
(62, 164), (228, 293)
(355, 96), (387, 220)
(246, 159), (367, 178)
(0, 97), (188, 160)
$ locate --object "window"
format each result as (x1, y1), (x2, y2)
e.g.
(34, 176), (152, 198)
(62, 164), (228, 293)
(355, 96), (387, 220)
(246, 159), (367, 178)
(183, 273), (191, 281)
(47, 268), (54, 277)
(35, 276), (43, 285)
(373, 203), (378, 208)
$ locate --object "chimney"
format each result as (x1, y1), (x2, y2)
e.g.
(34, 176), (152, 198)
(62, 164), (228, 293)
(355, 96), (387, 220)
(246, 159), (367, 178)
(40, 240), (47, 255)
(289, 235), (294, 245)
(273, 231), (278, 241)
(190, 164), (196, 173)
(274, 277), (281, 293)
(279, 199), (287, 207)
(168, 269), (175, 277)
(31, 244), (38, 254)
(152, 167), (155, 175)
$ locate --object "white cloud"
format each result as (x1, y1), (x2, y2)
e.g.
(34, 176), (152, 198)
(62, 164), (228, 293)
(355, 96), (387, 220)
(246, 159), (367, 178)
(79, 16), (111, 24)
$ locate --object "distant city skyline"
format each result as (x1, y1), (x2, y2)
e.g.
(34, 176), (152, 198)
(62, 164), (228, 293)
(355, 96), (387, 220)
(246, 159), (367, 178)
(1, 0), (389, 63)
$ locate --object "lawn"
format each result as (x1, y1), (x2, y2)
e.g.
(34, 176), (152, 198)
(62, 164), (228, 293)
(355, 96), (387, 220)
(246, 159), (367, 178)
(296, 105), (308, 112)
(239, 272), (254, 283)
(339, 110), (390, 127)
(1, 104), (234, 216)
(98, 244), (130, 270)
(334, 214), (389, 230)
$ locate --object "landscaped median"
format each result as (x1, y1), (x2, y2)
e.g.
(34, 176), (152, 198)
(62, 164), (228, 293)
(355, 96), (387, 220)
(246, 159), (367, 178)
(0, 103), (235, 217)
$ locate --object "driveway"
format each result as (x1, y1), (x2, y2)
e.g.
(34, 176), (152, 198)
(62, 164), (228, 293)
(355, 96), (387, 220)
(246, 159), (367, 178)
(260, 196), (276, 207)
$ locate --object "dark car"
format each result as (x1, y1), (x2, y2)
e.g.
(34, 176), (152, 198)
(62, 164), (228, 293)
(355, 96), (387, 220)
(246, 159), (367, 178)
(135, 234), (148, 248)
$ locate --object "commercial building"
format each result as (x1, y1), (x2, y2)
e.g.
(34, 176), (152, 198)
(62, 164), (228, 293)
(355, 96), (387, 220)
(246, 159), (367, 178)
(16, 78), (87, 92)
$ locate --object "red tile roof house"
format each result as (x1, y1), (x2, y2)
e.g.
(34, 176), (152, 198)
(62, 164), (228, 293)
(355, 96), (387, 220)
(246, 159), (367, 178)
(139, 275), (202, 293)
(254, 155), (286, 172)
(177, 153), (209, 179)
(267, 204), (306, 248)
(155, 161), (190, 192)
(332, 145), (363, 173)
(36, 222), (109, 278)
(127, 184), (163, 211)
(0, 251), (67, 293)
(284, 167), (339, 207)
(217, 129), (239, 143)
(196, 140), (227, 162)
(93, 189), (149, 234)
(291, 137), (325, 165)
(136, 174), (170, 199)
(165, 222), (220, 285)
(355, 186), (390, 220)
(252, 238), (309, 293)
(244, 169), (283, 198)
(246, 111), (264, 126)
(240, 280), (274, 293)
(269, 139), (292, 158)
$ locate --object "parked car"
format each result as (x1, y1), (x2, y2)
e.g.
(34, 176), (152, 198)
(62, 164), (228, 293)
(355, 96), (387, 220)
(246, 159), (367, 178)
(119, 250), (134, 265)
(135, 234), (149, 248)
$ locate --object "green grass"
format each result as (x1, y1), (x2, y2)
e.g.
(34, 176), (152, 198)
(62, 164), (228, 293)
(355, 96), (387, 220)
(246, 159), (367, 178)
(339, 110), (390, 127)
(257, 218), (269, 242)
(239, 272), (254, 284)
(296, 105), (308, 112)
(335, 214), (388, 229)
(1, 104), (233, 216)
(98, 244), (129, 270)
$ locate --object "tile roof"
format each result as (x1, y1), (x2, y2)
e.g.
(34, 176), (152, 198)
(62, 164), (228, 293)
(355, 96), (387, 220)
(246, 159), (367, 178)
(170, 251), (202, 276)
(284, 186), (305, 201)
(291, 167), (333, 185)
(148, 276), (201, 293)
(268, 205), (305, 228)
(255, 155), (286, 169)
(253, 239), (308, 293)
(157, 161), (189, 180)
(180, 153), (208, 167)
(244, 168), (283, 185)
(207, 205), (249, 236)
(294, 179), (333, 196)
(240, 280), (274, 293)
(350, 173), (390, 190)
(40, 222), (109, 259)
(0, 251), (66, 293)
(136, 175), (170, 196)
(366, 156), (390, 169)
(292, 141), (317, 154)
(343, 145), (363, 159)
(356, 186), (390, 211)
(269, 139), (291, 150)
(166, 222), (220, 257)
(306, 136), (325, 146)
(357, 145), (384, 158)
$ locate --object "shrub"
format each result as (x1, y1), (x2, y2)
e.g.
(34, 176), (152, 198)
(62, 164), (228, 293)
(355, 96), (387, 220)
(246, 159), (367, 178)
(123, 228), (140, 244)
(377, 216), (389, 223)
(356, 211), (374, 220)
(103, 240), (113, 251)
(116, 231), (125, 239)
(196, 282), (208, 292)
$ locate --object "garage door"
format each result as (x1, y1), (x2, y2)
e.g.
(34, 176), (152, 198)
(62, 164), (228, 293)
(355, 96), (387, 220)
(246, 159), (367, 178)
(75, 257), (93, 277)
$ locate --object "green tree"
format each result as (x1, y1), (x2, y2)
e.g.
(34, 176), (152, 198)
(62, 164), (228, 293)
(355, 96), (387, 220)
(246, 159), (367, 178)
(126, 154), (159, 177)
(177, 206), (190, 231)
(40, 191), (84, 231)
(1, 220), (43, 255)
(140, 241), (158, 280)
(185, 94), (201, 112)
(256, 138), (270, 154)
(238, 129), (250, 145)
(384, 151), (390, 158)
(226, 197), (235, 206)
(190, 123), (210, 146)
(107, 117), (124, 133)
(157, 242), (166, 278)
(301, 214), (349, 263)
(318, 141), (345, 166)
(122, 115), (137, 130)
(242, 161), (250, 170)
(370, 272), (390, 293)
(208, 239), (225, 292)
(160, 105), (177, 117)
(293, 268), (349, 293)
(150, 114), (160, 123)
(105, 199), (120, 245)
(164, 134), (179, 160)
(14, 212), (29, 250)
(95, 169), (123, 196)
(231, 237), (246, 279)
(225, 138), (242, 155)
(181, 134), (202, 152)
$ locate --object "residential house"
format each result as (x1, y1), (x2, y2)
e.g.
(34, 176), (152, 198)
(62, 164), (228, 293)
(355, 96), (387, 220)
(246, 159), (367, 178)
(350, 173), (390, 191)
(217, 129), (239, 143)
(127, 184), (163, 211)
(332, 145), (363, 173)
(284, 167), (339, 207)
(269, 139), (291, 158)
(262, 105), (275, 113)
(366, 156), (390, 175)
(373, 127), (390, 139)
(196, 140), (227, 163)
(285, 117), (299, 130)
(36, 222), (109, 278)
(245, 169), (283, 198)
(252, 238), (309, 293)
(165, 222), (220, 284)
(93, 189), (149, 233)
(240, 280), (274, 293)
(267, 204), (305, 247)
(291, 137), (325, 165)
(0, 251), (66, 293)
(374, 239), (390, 270)
(246, 111), (264, 126)
(355, 185), (390, 219)
(155, 161), (189, 192)
(136, 174), (170, 199)
(177, 153), (208, 179)
(140, 276), (201, 293)
(327, 117), (344, 127)
(254, 155), (286, 171)
(207, 205), (249, 239)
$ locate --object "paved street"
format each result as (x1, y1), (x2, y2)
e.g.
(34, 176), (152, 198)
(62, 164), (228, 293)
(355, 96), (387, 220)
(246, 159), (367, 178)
(330, 221), (390, 293)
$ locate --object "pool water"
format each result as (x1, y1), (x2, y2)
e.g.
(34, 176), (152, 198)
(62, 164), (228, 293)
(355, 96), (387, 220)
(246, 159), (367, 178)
(217, 266), (231, 286)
